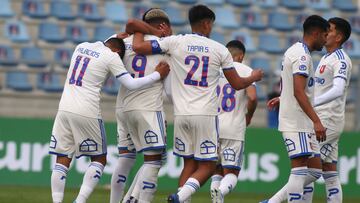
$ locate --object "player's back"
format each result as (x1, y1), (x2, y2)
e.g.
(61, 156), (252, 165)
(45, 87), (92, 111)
(59, 41), (126, 118)
(121, 35), (167, 112)
(279, 42), (315, 132)
(314, 48), (352, 131)
(218, 62), (253, 141)
(159, 33), (234, 116)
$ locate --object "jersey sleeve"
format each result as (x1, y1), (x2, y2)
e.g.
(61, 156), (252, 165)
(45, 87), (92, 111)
(154, 35), (179, 54)
(108, 55), (129, 78)
(221, 49), (234, 70)
(292, 54), (311, 77)
(333, 59), (350, 81)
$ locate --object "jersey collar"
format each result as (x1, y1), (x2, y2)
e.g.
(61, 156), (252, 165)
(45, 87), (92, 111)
(325, 47), (342, 58)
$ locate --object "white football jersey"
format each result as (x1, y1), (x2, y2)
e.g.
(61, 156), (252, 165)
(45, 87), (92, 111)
(218, 62), (254, 141)
(59, 41), (128, 118)
(279, 42), (315, 132)
(314, 48), (352, 132)
(155, 33), (234, 115)
(119, 35), (167, 112)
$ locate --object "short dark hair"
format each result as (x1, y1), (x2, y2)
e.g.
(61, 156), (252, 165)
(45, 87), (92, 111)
(303, 15), (329, 34)
(226, 40), (246, 54)
(106, 38), (126, 59)
(188, 5), (215, 25)
(328, 17), (351, 44)
(142, 8), (170, 25)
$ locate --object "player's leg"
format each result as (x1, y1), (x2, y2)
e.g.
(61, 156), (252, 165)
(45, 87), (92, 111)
(49, 111), (75, 203)
(321, 130), (342, 203)
(69, 115), (108, 203)
(210, 165), (223, 200)
(266, 132), (313, 203)
(111, 109), (136, 203)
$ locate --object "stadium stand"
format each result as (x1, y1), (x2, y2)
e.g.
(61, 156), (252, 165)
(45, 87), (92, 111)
(6, 71), (33, 91)
(39, 22), (65, 43)
(0, 45), (18, 66)
(0, 0), (15, 18)
(37, 72), (63, 93)
(50, 1), (76, 21)
(21, 46), (47, 68)
(4, 20), (30, 43)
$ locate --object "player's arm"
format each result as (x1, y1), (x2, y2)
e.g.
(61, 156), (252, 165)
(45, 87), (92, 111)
(132, 32), (159, 55)
(293, 74), (326, 141)
(245, 84), (258, 126)
(223, 68), (263, 90)
(314, 77), (346, 106)
(126, 19), (164, 37)
(117, 62), (170, 90)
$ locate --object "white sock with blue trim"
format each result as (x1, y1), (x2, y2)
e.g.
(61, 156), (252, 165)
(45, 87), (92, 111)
(137, 160), (162, 202)
(302, 168), (322, 203)
(75, 162), (104, 203)
(110, 153), (136, 203)
(122, 166), (144, 203)
(210, 174), (223, 191)
(177, 177), (200, 202)
(286, 167), (308, 203)
(324, 171), (342, 203)
(219, 173), (238, 196)
(51, 163), (68, 203)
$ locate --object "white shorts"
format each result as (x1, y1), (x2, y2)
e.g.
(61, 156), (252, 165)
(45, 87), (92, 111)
(282, 131), (319, 159)
(124, 110), (166, 153)
(319, 129), (340, 163)
(49, 111), (107, 159)
(218, 139), (244, 170)
(116, 108), (135, 152)
(173, 115), (219, 161)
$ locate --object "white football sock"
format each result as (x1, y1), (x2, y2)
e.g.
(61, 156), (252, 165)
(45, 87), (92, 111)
(75, 162), (104, 203)
(177, 177), (200, 202)
(51, 163), (68, 203)
(137, 160), (162, 203)
(210, 175), (223, 191)
(324, 171), (342, 203)
(122, 166), (144, 203)
(286, 167), (308, 203)
(219, 173), (238, 196)
(302, 168), (322, 203)
(110, 153), (136, 203)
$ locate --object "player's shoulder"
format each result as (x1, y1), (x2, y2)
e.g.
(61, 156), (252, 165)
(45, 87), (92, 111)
(234, 62), (253, 75)
(144, 34), (160, 41)
(286, 42), (310, 56)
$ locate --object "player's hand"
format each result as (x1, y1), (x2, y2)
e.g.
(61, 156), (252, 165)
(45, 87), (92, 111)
(159, 23), (172, 37)
(251, 69), (264, 82)
(267, 97), (280, 110)
(117, 32), (129, 39)
(314, 121), (326, 142)
(155, 61), (170, 79)
(246, 114), (252, 126)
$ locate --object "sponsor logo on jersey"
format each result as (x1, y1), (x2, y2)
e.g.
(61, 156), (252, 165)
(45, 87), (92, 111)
(315, 77), (325, 85)
(308, 77), (314, 87)
(319, 65), (326, 74)
(299, 65), (307, 71)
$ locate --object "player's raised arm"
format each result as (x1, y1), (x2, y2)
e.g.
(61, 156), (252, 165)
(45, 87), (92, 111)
(126, 18), (164, 36)
(132, 32), (156, 55)
(223, 68), (263, 90)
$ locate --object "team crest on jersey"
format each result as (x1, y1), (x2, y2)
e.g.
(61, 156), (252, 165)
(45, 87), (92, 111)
(308, 77), (314, 87)
(151, 41), (159, 48)
(300, 56), (306, 61)
(319, 65), (326, 74)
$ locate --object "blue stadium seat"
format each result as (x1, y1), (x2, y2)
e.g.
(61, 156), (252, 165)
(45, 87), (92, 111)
(4, 21), (30, 43)
(227, 0), (251, 7)
(343, 37), (360, 59)
(305, 0), (330, 11)
(269, 12), (293, 31)
(231, 31), (256, 53)
(22, 0), (48, 18)
(176, 0), (197, 4)
(104, 2), (128, 23)
(0, 45), (18, 66)
(6, 71), (33, 91)
(280, 0), (305, 10)
(103, 76), (120, 95)
(346, 85), (357, 104)
(93, 25), (115, 42)
(242, 11), (267, 30)
(333, 0), (357, 12)
(210, 31), (225, 44)
(133, 4), (149, 20)
(37, 72), (63, 92)
(21, 47), (47, 68)
(350, 16), (360, 34)
(215, 7), (238, 29)
(151, 0), (169, 3)
(258, 33), (284, 54)
(253, 0), (277, 8)
(54, 48), (72, 68)
(200, 0), (224, 6)
(50, 0), (76, 20)
(286, 35), (301, 47)
(0, 0), (15, 17)
(66, 24), (89, 44)
(39, 22), (65, 43)
(250, 57), (272, 77)
(163, 6), (187, 26)
(78, 2), (103, 22)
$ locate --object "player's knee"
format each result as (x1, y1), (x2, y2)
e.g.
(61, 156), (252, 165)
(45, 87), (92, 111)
(91, 154), (107, 166)
(143, 149), (165, 162)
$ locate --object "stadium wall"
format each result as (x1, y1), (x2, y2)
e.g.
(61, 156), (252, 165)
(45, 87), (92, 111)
(0, 117), (359, 198)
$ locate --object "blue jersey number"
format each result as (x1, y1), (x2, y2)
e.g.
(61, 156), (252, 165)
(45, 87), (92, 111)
(69, 55), (90, 86)
(217, 83), (236, 112)
(131, 54), (147, 78)
(184, 55), (209, 87)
